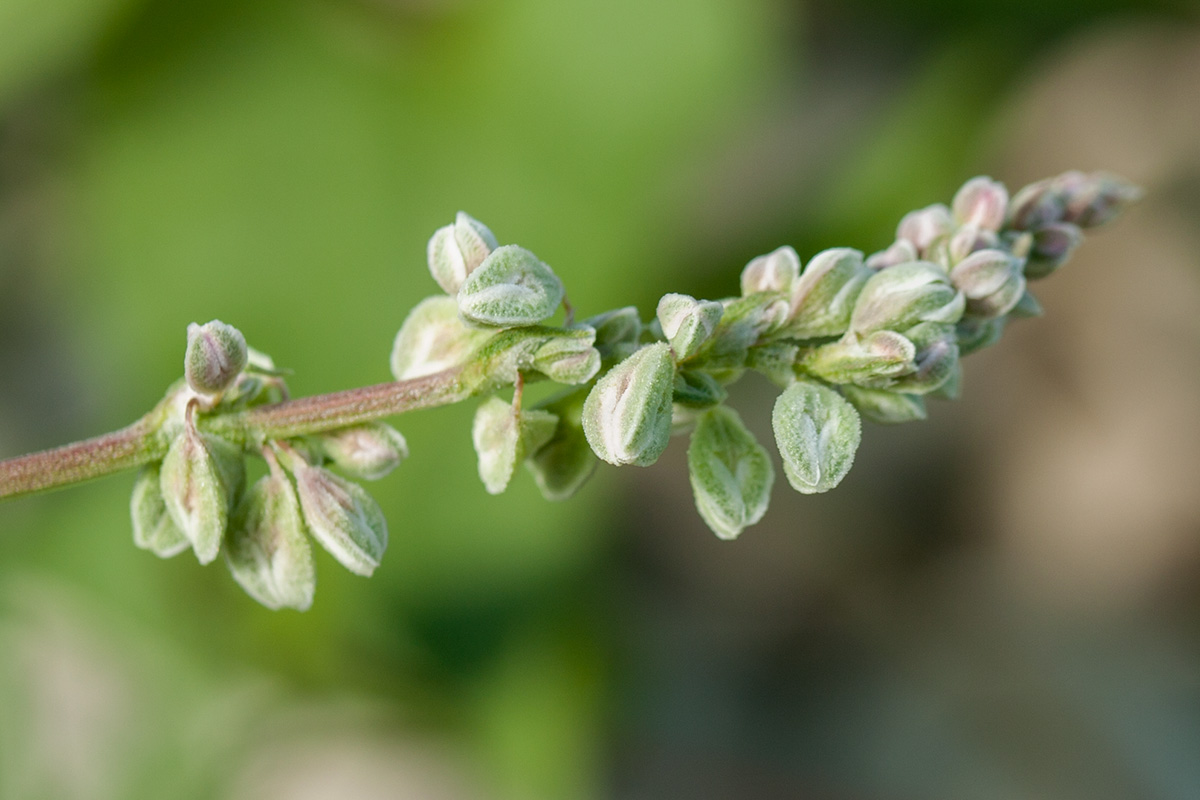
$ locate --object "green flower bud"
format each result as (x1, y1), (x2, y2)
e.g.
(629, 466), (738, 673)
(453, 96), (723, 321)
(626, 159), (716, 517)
(897, 204), (953, 254)
(1024, 222), (1082, 279)
(949, 249), (1026, 319)
(952, 176), (1009, 231)
(524, 388), (598, 501)
(391, 296), (494, 380)
(224, 471), (315, 611)
(699, 295), (791, 379)
(582, 342), (675, 466)
(185, 320), (248, 396)
(889, 322), (959, 395)
(457, 245), (565, 328)
(472, 397), (558, 495)
(160, 420), (244, 564)
(292, 461), (387, 577)
(773, 380), (862, 495)
(656, 293), (724, 361)
(746, 341), (800, 388)
(427, 211), (500, 294)
(531, 327), (601, 384)
(865, 239), (918, 270)
(583, 307), (642, 363)
(740, 246), (800, 295)
(840, 385), (926, 425)
(786, 248), (871, 339)
(131, 462), (190, 558)
(956, 316), (1006, 356)
(312, 422), (408, 481)
(1007, 177), (1065, 230)
(849, 261), (964, 335)
(687, 406), (774, 540)
(672, 370), (727, 408)
(801, 330), (916, 388)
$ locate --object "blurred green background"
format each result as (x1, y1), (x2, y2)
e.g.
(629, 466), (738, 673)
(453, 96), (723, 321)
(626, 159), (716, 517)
(2, 0), (1200, 797)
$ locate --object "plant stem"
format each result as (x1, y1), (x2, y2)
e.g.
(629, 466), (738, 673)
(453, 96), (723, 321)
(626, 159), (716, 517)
(0, 367), (469, 502)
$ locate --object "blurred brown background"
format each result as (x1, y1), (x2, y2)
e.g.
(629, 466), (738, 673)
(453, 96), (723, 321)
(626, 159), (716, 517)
(1, 0), (1199, 798)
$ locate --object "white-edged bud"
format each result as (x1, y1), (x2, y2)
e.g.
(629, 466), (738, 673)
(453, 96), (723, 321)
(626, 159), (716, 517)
(472, 397), (558, 495)
(391, 296), (493, 380)
(849, 261), (964, 335)
(1024, 222), (1083, 279)
(185, 320), (248, 396)
(457, 245), (565, 328)
(656, 293), (724, 361)
(160, 423), (244, 564)
(582, 342), (675, 467)
(224, 471), (315, 611)
(801, 330), (916, 388)
(949, 249), (1026, 318)
(532, 327), (601, 384)
(740, 246), (800, 295)
(313, 422), (408, 481)
(131, 463), (190, 558)
(292, 461), (387, 577)
(896, 204), (953, 254)
(840, 385), (927, 425)
(952, 176), (1008, 231)
(786, 248), (871, 339)
(427, 211), (500, 294)
(773, 380), (862, 495)
(687, 406), (774, 540)
(865, 239), (918, 270)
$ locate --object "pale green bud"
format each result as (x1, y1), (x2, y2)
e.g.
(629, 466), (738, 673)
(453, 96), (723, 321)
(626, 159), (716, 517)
(865, 239), (918, 270)
(956, 316), (1006, 356)
(160, 424), (244, 564)
(672, 370), (727, 408)
(185, 320), (248, 396)
(531, 327), (601, 384)
(849, 261), (964, 335)
(700, 295), (791, 378)
(786, 248), (871, 339)
(224, 472), (315, 611)
(952, 176), (1009, 231)
(949, 249), (1026, 319)
(583, 307), (641, 363)
(889, 322), (959, 395)
(657, 293), (724, 361)
(897, 204), (953, 254)
(773, 380), (862, 495)
(582, 342), (675, 466)
(457, 245), (565, 328)
(292, 461), (387, 577)
(391, 295), (493, 380)
(687, 406), (774, 540)
(1024, 222), (1082, 280)
(740, 246), (800, 295)
(473, 398), (558, 495)
(131, 463), (190, 558)
(801, 330), (916, 388)
(840, 385), (927, 425)
(427, 211), (500, 294)
(524, 389), (598, 501)
(312, 422), (408, 481)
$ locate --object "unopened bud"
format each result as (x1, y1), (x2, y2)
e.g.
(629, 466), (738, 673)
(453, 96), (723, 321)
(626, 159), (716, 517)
(313, 422), (408, 481)
(740, 246), (800, 295)
(582, 342), (675, 466)
(865, 239), (918, 270)
(1024, 222), (1082, 279)
(801, 330), (916, 387)
(956, 316), (1006, 356)
(131, 463), (190, 558)
(687, 406), (774, 540)
(224, 471), (315, 611)
(786, 248), (871, 338)
(849, 261), (964, 335)
(840, 385), (926, 425)
(583, 307), (641, 363)
(532, 327), (601, 384)
(185, 320), (248, 396)
(1006, 177), (1065, 230)
(523, 388), (598, 501)
(472, 397), (558, 495)
(773, 380), (862, 494)
(292, 461), (387, 577)
(160, 420), (245, 564)
(896, 204), (953, 254)
(672, 370), (727, 408)
(1060, 172), (1142, 228)
(657, 293), (724, 361)
(944, 224), (999, 265)
(890, 322), (959, 394)
(391, 296), (492, 380)
(427, 211), (500, 294)
(457, 245), (565, 328)
(949, 249), (1025, 318)
(952, 176), (1009, 231)
(1010, 289), (1043, 318)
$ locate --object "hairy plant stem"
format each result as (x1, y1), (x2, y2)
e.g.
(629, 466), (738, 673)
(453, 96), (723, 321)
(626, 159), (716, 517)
(0, 367), (469, 501)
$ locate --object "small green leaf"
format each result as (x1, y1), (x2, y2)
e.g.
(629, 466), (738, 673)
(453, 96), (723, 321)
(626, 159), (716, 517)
(773, 380), (861, 494)
(672, 370), (727, 408)
(457, 245), (565, 327)
(687, 406), (774, 540)
(840, 385), (927, 425)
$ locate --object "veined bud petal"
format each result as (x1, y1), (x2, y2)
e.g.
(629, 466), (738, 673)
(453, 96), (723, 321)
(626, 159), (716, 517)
(897, 204), (953, 254)
(472, 397), (558, 495)
(773, 380), (862, 495)
(1024, 222), (1083, 280)
(657, 293), (724, 361)
(131, 463), (190, 558)
(292, 462), (387, 577)
(532, 327), (601, 384)
(224, 472), (316, 611)
(391, 296), (493, 380)
(889, 322), (959, 394)
(849, 261), (964, 334)
(427, 211), (500, 294)
(1006, 177), (1066, 230)
(524, 389), (598, 501)
(185, 320), (248, 396)
(840, 385), (927, 425)
(786, 247), (870, 339)
(740, 246), (800, 295)
(956, 316), (1006, 356)
(457, 245), (565, 328)
(583, 307), (642, 363)
(313, 422), (408, 481)
(865, 239), (918, 270)
(950, 249), (1026, 319)
(582, 342), (675, 466)
(1060, 172), (1142, 228)
(952, 176), (1009, 231)
(687, 406), (774, 540)
(801, 330), (916, 388)
(160, 425), (244, 564)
